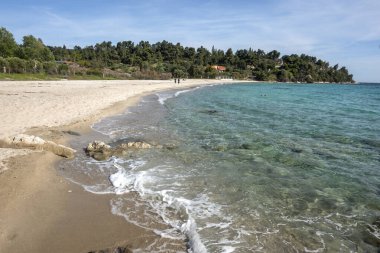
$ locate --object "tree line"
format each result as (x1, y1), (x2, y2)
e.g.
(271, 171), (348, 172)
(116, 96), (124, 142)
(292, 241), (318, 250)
(0, 27), (354, 82)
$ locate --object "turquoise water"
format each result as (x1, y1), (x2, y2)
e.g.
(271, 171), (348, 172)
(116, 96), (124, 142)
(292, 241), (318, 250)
(62, 83), (380, 252)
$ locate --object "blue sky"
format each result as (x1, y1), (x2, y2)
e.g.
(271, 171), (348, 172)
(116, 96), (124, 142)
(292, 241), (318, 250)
(1, 0), (379, 82)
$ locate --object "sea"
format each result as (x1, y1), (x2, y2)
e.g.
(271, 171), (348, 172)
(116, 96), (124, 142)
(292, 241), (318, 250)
(60, 82), (380, 252)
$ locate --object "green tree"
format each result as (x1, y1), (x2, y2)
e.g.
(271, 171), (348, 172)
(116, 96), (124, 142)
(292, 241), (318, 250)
(0, 27), (18, 57)
(267, 50), (280, 60)
(189, 64), (204, 78)
(171, 65), (187, 78)
(277, 69), (292, 82)
(20, 35), (55, 61)
(225, 48), (235, 66)
(204, 66), (218, 79)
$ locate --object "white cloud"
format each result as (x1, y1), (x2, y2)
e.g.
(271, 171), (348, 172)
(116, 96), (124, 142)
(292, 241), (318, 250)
(0, 0), (379, 81)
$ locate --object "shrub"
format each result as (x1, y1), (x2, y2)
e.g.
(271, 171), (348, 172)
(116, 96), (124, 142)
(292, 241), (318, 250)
(0, 57), (9, 73)
(43, 61), (58, 74)
(8, 57), (26, 73)
(26, 60), (43, 73)
(58, 64), (69, 75)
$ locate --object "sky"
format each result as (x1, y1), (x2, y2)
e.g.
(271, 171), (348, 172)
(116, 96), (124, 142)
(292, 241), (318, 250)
(1, 0), (379, 82)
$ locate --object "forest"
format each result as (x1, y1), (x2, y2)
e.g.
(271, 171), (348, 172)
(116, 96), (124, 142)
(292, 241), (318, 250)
(0, 27), (354, 83)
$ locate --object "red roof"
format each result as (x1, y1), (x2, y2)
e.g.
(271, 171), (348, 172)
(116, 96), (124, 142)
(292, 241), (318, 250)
(211, 65), (226, 71)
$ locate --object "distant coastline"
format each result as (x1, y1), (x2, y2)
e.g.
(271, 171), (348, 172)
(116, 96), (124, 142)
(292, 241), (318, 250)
(1, 26), (354, 83)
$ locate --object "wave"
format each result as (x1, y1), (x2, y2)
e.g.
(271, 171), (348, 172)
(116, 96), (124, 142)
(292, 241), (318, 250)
(157, 92), (175, 105)
(156, 85), (208, 105)
(109, 163), (210, 253)
(71, 154), (211, 252)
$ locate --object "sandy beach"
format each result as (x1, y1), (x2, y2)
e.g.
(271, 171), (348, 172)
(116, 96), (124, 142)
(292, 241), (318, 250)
(0, 79), (243, 253)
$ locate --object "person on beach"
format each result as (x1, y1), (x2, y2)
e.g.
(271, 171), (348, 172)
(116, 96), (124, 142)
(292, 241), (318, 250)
(174, 78), (177, 83)
(178, 78), (180, 84)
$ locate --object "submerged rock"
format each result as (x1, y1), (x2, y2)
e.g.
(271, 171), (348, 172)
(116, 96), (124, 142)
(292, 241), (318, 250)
(120, 141), (152, 149)
(200, 109), (218, 115)
(290, 147), (303, 153)
(239, 143), (253, 150)
(86, 140), (155, 160)
(363, 218), (380, 248)
(163, 143), (177, 150)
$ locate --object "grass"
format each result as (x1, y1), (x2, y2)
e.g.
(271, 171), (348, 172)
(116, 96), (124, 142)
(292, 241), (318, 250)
(0, 73), (121, 81)
(0, 73), (60, 81)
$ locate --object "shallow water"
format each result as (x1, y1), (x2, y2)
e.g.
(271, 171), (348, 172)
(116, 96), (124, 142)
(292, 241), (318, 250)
(61, 83), (380, 252)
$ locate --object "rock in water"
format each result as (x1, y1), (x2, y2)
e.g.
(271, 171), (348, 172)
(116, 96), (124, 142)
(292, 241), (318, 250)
(120, 141), (152, 149)
(85, 140), (155, 160)
(363, 219), (380, 248)
(86, 141), (111, 152)
(86, 141), (113, 160)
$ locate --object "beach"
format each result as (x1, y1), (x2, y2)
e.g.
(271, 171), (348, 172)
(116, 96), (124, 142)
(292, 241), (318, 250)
(0, 79), (243, 253)
(1, 81), (379, 252)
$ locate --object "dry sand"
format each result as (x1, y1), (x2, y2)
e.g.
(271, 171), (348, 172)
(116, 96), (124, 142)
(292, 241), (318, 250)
(0, 79), (245, 252)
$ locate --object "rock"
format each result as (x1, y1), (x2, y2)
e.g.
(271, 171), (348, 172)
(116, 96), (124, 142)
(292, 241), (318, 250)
(12, 134), (46, 146)
(44, 141), (76, 158)
(86, 141), (111, 152)
(163, 143), (177, 150)
(240, 143), (253, 150)
(120, 141), (152, 149)
(85, 140), (155, 160)
(363, 219), (380, 248)
(0, 134), (76, 158)
(290, 147), (303, 153)
(86, 141), (113, 160)
(215, 145), (227, 152)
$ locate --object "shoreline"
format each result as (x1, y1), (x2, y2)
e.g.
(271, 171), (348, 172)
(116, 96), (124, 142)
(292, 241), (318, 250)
(0, 79), (246, 252)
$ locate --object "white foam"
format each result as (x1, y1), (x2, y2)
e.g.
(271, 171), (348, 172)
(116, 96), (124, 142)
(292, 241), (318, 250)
(205, 222), (231, 229)
(157, 93), (175, 105)
(74, 157), (225, 252)
(109, 169), (129, 193)
(108, 164), (214, 252)
(181, 217), (208, 253)
(221, 246), (236, 253)
(174, 86), (200, 97)
(109, 159), (147, 194)
(128, 159), (147, 170)
(157, 86), (202, 105)
(153, 228), (184, 240)
(83, 184), (115, 194)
